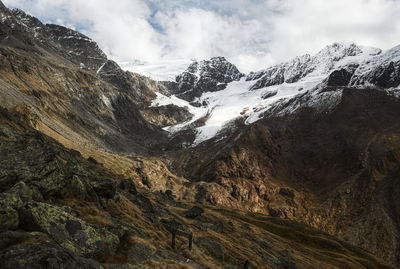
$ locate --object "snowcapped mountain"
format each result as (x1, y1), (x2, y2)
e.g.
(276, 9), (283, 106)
(149, 42), (396, 145)
(173, 56), (244, 102)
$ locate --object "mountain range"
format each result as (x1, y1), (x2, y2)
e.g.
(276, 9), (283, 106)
(1, 2), (400, 268)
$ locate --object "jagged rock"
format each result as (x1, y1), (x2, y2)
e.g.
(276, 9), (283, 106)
(0, 242), (102, 269)
(326, 66), (357, 87)
(18, 202), (119, 258)
(174, 57), (244, 101)
(140, 104), (193, 127)
(262, 90), (278, 99)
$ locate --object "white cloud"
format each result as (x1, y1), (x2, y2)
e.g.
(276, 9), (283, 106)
(268, 0), (400, 62)
(3, 0), (400, 73)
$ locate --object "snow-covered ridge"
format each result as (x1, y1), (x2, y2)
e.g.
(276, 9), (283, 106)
(247, 43), (381, 90)
(135, 43), (398, 145)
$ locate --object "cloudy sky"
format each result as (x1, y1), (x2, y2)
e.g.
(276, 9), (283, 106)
(4, 0), (400, 72)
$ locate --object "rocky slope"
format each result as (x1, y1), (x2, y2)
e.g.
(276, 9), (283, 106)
(0, 107), (396, 269)
(0, 5), (188, 154)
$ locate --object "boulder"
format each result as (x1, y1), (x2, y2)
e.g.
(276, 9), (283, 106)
(18, 202), (119, 258)
(118, 178), (138, 195)
(184, 206), (204, 219)
(90, 178), (117, 199)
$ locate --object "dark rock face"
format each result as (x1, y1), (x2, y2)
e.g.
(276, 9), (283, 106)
(351, 61), (400, 88)
(174, 57), (244, 101)
(140, 104), (193, 127)
(184, 205), (204, 219)
(326, 65), (358, 87)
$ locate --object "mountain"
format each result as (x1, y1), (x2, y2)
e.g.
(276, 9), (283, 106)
(152, 42), (393, 145)
(1, 1), (400, 268)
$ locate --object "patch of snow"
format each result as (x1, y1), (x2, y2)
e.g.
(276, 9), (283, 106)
(101, 94), (113, 110)
(96, 62), (107, 74)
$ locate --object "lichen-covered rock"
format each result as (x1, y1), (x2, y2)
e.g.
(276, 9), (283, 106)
(0, 206), (19, 231)
(18, 202), (119, 257)
(6, 181), (34, 201)
(0, 193), (24, 209)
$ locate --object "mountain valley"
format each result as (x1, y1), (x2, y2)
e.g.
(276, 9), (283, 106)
(1, 2), (400, 268)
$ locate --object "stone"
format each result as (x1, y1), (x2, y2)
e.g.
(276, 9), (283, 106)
(118, 178), (138, 195)
(6, 181), (34, 201)
(184, 205), (204, 219)
(90, 178), (117, 199)
(18, 202), (119, 257)
(326, 67), (356, 87)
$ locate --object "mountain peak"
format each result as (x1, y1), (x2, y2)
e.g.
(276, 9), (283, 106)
(173, 56), (244, 102)
(316, 42), (381, 61)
